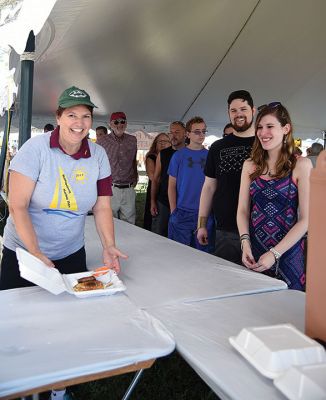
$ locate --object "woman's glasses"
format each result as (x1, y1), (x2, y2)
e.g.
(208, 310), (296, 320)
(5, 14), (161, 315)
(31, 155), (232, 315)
(113, 119), (126, 125)
(257, 102), (282, 112)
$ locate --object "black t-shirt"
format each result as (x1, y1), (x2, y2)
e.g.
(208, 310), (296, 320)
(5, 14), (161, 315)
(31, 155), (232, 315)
(204, 134), (255, 231)
(157, 147), (176, 206)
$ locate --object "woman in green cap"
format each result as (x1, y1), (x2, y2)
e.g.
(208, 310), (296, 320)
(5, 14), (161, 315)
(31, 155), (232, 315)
(0, 86), (127, 290)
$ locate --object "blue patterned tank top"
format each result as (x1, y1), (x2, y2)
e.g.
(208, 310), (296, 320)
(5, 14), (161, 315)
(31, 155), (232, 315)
(249, 174), (305, 290)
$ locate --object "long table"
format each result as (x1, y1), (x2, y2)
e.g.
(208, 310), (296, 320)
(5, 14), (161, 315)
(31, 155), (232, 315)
(149, 290), (305, 400)
(0, 287), (175, 399)
(85, 217), (287, 308)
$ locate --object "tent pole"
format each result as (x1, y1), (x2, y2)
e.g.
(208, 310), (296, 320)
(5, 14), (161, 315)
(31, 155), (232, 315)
(18, 30), (35, 148)
(0, 108), (14, 190)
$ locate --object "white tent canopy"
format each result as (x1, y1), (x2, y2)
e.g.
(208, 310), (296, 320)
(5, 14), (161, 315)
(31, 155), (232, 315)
(1, 0), (326, 140)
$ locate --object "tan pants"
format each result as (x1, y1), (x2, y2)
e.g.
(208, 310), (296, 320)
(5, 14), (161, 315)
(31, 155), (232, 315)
(111, 186), (136, 224)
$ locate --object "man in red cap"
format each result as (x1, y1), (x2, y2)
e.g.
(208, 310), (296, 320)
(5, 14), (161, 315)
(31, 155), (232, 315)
(97, 112), (138, 224)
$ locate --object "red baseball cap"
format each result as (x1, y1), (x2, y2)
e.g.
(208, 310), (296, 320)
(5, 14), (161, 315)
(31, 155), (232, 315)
(110, 112), (126, 122)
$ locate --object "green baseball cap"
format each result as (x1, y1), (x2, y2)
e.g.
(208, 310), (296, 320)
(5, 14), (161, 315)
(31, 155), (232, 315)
(58, 86), (97, 108)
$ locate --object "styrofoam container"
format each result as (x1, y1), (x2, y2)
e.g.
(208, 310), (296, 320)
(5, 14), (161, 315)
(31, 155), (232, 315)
(17, 247), (126, 298)
(274, 363), (326, 400)
(229, 324), (326, 379)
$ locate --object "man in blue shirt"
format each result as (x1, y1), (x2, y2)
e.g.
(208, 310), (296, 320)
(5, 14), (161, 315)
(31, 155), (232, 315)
(168, 116), (214, 252)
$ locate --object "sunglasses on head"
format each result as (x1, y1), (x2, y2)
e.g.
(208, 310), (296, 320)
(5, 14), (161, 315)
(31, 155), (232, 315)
(258, 102), (282, 112)
(113, 119), (126, 125)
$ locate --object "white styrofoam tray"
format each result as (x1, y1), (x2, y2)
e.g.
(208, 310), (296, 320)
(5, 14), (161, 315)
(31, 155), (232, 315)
(17, 247), (126, 298)
(229, 324), (326, 379)
(274, 363), (326, 400)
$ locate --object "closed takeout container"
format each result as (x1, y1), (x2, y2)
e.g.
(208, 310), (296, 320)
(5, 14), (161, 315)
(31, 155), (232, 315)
(17, 247), (126, 298)
(229, 324), (326, 379)
(274, 363), (326, 400)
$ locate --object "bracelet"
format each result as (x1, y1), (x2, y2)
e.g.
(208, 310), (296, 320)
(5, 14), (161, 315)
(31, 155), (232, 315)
(269, 247), (281, 262)
(240, 234), (251, 251)
(197, 216), (208, 230)
(240, 233), (250, 241)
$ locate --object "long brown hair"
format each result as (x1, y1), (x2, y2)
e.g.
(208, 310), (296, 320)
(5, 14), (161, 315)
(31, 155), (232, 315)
(146, 133), (170, 159)
(250, 104), (296, 181)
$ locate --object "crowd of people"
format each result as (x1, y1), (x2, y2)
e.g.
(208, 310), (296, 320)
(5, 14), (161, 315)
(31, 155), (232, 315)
(1, 87), (321, 293)
(0, 85), (322, 399)
(90, 88), (317, 293)
(145, 90), (317, 292)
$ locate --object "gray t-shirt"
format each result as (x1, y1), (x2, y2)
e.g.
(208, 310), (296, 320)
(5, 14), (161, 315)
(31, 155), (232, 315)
(4, 133), (111, 259)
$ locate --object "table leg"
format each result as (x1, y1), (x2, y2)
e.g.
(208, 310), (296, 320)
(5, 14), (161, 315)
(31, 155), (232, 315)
(121, 369), (144, 400)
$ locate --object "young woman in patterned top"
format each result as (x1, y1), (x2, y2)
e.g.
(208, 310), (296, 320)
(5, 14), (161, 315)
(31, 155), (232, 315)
(237, 103), (312, 290)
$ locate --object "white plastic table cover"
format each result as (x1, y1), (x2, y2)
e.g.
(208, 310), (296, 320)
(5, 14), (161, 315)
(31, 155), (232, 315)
(85, 217), (287, 308)
(148, 290), (305, 400)
(0, 287), (175, 398)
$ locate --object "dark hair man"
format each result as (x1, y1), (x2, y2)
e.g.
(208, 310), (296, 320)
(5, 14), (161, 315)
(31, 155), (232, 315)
(197, 90), (256, 264)
(222, 123), (234, 138)
(96, 126), (108, 142)
(43, 123), (54, 132)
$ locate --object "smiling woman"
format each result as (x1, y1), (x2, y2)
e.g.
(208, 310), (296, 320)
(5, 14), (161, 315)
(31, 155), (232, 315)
(0, 85), (127, 290)
(237, 103), (313, 291)
(0, 84), (129, 400)
(56, 105), (93, 154)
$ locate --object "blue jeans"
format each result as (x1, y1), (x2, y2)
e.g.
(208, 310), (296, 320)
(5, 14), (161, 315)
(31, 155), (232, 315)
(168, 208), (215, 253)
(151, 201), (171, 237)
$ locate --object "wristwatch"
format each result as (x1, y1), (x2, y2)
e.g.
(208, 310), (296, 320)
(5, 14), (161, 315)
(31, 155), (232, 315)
(269, 247), (281, 262)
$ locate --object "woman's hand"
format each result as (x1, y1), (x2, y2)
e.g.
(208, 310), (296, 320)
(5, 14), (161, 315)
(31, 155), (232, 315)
(252, 251), (275, 272)
(103, 246), (128, 274)
(241, 241), (257, 269)
(197, 227), (208, 245)
(31, 251), (55, 268)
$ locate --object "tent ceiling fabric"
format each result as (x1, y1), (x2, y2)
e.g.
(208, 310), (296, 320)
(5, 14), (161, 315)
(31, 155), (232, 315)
(15, 0), (326, 138)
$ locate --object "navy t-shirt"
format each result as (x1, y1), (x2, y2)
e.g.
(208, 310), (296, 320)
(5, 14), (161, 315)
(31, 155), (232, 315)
(168, 147), (208, 212)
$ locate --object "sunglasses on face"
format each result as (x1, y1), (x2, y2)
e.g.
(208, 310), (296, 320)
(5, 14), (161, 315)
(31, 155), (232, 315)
(257, 102), (282, 112)
(113, 119), (126, 125)
(190, 130), (207, 136)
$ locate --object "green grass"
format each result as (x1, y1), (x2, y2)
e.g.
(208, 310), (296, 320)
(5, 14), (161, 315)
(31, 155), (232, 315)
(37, 352), (219, 400)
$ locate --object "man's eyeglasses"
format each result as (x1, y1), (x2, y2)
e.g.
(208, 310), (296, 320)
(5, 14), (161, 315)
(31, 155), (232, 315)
(258, 102), (281, 112)
(113, 119), (126, 125)
(190, 130), (207, 135)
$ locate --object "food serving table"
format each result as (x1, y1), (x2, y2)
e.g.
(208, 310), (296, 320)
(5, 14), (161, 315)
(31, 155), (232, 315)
(85, 217), (287, 309)
(149, 290), (305, 400)
(0, 287), (174, 399)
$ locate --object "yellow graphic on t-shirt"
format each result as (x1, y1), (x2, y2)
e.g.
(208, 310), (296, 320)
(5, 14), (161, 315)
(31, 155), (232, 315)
(49, 167), (78, 211)
(73, 168), (87, 183)
(49, 179), (60, 209)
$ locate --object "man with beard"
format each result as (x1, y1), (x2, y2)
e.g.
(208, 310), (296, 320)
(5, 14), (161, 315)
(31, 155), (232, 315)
(197, 90), (255, 264)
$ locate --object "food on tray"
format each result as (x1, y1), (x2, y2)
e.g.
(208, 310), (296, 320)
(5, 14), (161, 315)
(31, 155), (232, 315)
(73, 279), (104, 292)
(77, 275), (96, 283)
(93, 266), (110, 277)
